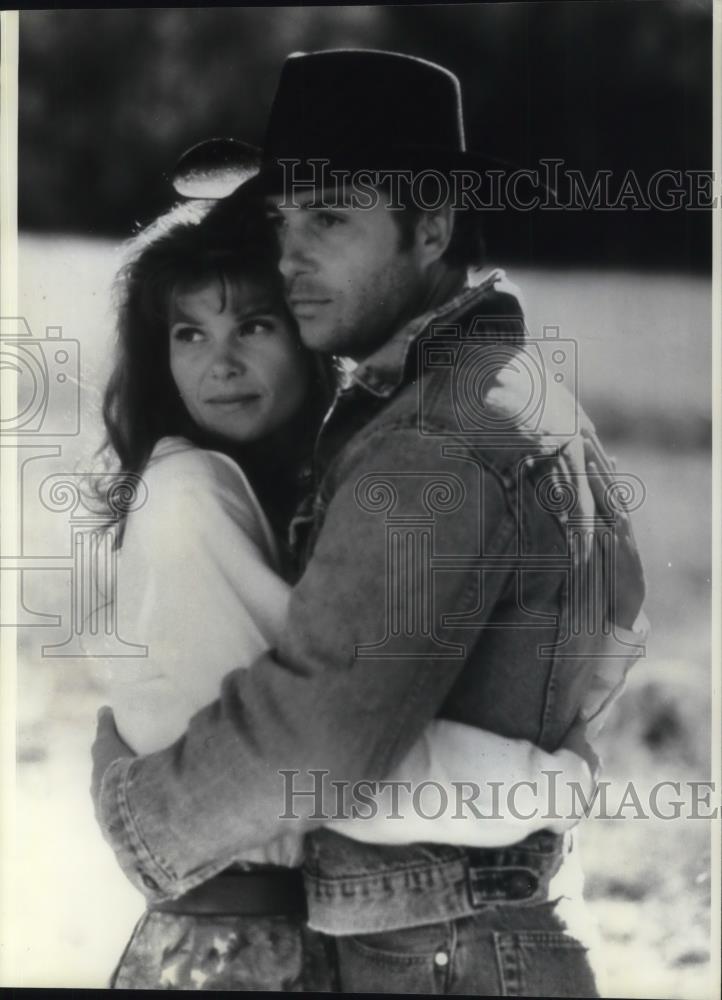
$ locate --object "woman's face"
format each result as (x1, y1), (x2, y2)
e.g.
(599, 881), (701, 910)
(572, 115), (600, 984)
(168, 275), (310, 445)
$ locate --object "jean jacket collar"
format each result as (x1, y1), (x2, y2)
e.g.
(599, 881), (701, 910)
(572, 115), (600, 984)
(349, 268), (525, 399)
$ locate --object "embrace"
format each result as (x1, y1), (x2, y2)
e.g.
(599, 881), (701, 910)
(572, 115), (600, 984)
(90, 49), (648, 994)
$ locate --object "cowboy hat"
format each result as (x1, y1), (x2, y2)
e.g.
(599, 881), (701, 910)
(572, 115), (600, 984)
(172, 49), (514, 199)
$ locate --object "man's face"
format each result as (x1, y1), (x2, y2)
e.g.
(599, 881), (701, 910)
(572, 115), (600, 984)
(265, 189), (425, 359)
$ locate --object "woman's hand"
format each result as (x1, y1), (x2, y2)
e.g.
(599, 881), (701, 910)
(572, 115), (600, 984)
(559, 717), (601, 780)
(543, 719), (600, 835)
(90, 706), (135, 820)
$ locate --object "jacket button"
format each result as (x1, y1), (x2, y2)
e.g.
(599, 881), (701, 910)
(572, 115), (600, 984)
(141, 873), (160, 891)
(434, 951), (449, 967)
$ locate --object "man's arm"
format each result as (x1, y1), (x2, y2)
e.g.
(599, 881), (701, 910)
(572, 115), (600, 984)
(93, 424), (516, 900)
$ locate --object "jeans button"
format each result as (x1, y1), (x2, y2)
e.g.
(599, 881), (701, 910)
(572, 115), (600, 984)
(434, 951), (449, 968)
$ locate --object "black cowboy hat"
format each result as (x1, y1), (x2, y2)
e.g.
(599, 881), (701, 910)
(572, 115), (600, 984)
(172, 49), (516, 199)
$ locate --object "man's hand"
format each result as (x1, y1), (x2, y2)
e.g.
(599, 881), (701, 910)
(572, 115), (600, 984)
(90, 707), (135, 819)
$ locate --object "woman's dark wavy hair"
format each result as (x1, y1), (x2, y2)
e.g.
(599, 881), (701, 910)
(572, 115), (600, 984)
(98, 192), (337, 537)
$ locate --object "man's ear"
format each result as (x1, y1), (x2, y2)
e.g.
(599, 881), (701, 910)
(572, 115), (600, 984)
(414, 205), (455, 268)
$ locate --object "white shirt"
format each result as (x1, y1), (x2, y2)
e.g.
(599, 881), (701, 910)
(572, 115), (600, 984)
(109, 436), (302, 867)
(111, 437), (290, 752)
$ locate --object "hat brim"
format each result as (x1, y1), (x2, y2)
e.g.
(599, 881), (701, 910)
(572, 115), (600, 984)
(171, 138), (551, 201)
(171, 138), (263, 199)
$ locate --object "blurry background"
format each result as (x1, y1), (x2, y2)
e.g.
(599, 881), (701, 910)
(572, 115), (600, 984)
(20, 2), (712, 270)
(11, 3), (714, 996)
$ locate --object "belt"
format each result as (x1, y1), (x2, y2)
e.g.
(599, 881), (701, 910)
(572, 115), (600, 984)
(150, 867), (307, 918)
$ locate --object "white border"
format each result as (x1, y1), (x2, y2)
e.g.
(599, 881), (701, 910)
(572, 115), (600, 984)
(0, 8), (19, 987)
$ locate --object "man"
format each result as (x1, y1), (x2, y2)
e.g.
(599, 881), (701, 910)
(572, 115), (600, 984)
(93, 50), (646, 994)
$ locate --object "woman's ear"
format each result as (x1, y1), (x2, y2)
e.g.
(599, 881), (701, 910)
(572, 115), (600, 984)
(414, 205), (455, 268)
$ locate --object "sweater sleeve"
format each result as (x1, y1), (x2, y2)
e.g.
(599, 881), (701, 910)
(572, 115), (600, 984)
(324, 718), (593, 846)
(109, 445), (291, 755)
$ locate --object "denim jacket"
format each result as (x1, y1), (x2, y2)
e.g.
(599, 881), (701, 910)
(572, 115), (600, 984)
(95, 270), (647, 932)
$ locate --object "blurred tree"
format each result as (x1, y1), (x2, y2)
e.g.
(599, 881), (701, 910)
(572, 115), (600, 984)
(18, 2), (712, 268)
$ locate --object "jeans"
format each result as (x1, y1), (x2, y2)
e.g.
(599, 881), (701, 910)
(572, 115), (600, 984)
(109, 911), (336, 991)
(333, 901), (600, 996)
(110, 876), (601, 995)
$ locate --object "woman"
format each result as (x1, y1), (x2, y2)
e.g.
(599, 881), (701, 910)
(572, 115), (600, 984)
(97, 194), (594, 990)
